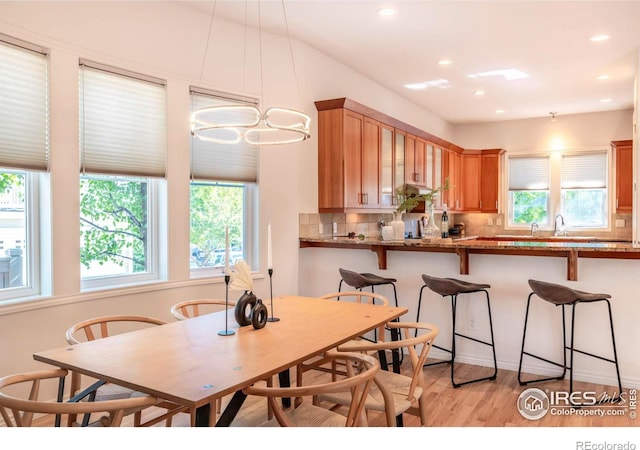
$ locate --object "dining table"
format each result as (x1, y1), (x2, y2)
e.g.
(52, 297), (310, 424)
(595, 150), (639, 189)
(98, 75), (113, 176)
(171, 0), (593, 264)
(33, 294), (407, 426)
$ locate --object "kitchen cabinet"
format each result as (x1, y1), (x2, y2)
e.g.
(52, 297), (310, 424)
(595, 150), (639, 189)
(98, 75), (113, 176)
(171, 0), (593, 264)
(380, 124), (394, 207)
(444, 149), (462, 211)
(455, 149), (503, 213)
(405, 134), (426, 187)
(316, 107), (380, 212)
(613, 140), (633, 213)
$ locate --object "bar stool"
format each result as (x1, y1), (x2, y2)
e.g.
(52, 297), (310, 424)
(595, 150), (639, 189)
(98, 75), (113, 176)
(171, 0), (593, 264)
(518, 279), (622, 406)
(338, 268), (402, 366)
(417, 274), (498, 388)
(338, 268), (399, 307)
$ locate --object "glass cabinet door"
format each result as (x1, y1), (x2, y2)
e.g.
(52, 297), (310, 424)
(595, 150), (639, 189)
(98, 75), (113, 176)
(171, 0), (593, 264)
(380, 125), (394, 207)
(394, 130), (405, 206)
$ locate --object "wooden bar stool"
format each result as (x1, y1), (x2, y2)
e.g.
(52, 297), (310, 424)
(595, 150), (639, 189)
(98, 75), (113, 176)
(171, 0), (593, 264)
(417, 274), (498, 388)
(518, 279), (623, 406)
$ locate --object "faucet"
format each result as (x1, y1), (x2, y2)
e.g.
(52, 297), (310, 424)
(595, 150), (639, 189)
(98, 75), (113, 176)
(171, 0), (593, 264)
(554, 214), (566, 236)
(530, 221), (538, 236)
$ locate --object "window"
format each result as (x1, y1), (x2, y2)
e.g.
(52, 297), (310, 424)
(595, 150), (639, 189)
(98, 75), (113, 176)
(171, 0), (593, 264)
(0, 36), (48, 301)
(508, 156), (550, 226)
(79, 61), (166, 289)
(508, 152), (609, 230)
(190, 88), (258, 275)
(561, 152), (608, 228)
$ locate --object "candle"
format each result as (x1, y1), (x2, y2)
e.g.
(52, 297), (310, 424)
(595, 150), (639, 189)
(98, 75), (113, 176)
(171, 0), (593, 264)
(225, 225), (230, 275)
(267, 223), (273, 270)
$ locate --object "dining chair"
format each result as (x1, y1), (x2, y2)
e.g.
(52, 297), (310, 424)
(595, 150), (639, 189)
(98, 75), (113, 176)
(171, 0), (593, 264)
(242, 351), (380, 427)
(65, 315), (187, 427)
(170, 298), (235, 321)
(315, 322), (439, 427)
(0, 368), (158, 427)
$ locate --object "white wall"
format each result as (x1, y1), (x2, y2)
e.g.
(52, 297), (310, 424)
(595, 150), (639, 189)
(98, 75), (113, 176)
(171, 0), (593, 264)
(0, 1), (451, 389)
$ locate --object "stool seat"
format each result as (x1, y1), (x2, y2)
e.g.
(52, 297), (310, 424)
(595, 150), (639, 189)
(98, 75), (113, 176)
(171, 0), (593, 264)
(528, 279), (611, 305)
(421, 274), (490, 296)
(339, 269), (396, 290)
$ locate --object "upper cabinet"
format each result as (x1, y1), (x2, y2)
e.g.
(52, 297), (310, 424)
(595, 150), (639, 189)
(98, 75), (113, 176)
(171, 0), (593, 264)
(315, 98), (494, 213)
(613, 139), (633, 213)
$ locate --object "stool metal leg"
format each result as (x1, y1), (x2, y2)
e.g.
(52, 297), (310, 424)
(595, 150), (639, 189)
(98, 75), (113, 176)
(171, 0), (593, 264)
(518, 293), (567, 385)
(419, 286), (498, 387)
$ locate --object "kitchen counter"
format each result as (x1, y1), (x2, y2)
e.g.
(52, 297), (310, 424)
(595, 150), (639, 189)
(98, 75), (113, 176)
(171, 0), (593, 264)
(299, 236), (640, 281)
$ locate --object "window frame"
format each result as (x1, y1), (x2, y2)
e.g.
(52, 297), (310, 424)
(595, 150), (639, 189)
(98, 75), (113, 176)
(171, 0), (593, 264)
(506, 150), (611, 232)
(0, 170), (41, 302)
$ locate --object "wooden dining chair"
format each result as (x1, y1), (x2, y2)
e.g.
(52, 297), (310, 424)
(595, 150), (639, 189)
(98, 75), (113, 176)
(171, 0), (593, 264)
(315, 322), (439, 427)
(242, 352), (380, 427)
(170, 299), (235, 321)
(65, 315), (187, 427)
(0, 368), (158, 427)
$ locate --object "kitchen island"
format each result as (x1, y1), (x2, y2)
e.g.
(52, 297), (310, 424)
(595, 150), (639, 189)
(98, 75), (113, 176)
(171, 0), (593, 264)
(299, 236), (640, 281)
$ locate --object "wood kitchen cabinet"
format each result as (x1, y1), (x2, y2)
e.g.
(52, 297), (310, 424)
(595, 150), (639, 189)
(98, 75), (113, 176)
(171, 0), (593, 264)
(316, 107), (380, 212)
(613, 139), (633, 213)
(444, 149), (462, 211)
(456, 149), (503, 212)
(405, 134), (427, 187)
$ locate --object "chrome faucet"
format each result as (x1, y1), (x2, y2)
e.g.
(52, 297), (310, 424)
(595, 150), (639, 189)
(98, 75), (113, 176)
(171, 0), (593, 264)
(530, 221), (538, 236)
(554, 214), (566, 236)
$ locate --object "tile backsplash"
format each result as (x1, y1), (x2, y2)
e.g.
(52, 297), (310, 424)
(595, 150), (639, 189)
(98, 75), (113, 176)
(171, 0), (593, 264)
(299, 212), (632, 241)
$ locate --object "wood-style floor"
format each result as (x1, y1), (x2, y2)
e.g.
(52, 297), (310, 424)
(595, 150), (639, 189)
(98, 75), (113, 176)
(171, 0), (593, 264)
(32, 360), (636, 427)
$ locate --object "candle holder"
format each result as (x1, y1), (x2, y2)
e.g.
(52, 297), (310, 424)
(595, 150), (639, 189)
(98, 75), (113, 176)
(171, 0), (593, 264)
(267, 268), (280, 322)
(218, 274), (235, 336)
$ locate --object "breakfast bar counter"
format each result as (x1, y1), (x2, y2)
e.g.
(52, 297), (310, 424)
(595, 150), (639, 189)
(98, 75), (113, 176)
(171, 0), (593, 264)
(299, 236), (640, 281)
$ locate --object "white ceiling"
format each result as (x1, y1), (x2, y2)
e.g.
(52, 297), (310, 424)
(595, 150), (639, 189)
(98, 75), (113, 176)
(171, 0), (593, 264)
(179, 1), (640, 124)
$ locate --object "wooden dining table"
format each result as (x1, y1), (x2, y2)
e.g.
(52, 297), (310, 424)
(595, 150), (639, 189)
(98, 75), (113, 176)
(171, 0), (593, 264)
(33, 295), (407, 426)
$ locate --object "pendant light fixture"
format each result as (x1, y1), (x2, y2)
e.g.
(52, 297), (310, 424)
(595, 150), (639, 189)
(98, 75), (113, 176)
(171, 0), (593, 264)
(191, 1), (311, 146)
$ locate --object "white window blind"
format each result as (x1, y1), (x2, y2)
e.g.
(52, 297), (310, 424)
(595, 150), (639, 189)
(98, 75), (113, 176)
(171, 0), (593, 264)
(79, 62), (166, 177)
(561, 152), (607, 189)
(508, 156), (549, 190)
(190, 89), (258, 183)
(0, 36), (49, 171)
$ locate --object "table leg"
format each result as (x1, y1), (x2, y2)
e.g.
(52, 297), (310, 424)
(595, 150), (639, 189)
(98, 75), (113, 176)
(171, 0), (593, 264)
(278, 369), (291, 408)
(214, 390), (247, 427)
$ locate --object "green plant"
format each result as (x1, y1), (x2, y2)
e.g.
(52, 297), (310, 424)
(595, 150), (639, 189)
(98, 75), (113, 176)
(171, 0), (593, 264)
(395, 179), (450, 213)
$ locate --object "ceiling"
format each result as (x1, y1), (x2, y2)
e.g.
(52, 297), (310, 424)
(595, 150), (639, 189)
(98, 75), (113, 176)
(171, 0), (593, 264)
(179, 1), (640, 124)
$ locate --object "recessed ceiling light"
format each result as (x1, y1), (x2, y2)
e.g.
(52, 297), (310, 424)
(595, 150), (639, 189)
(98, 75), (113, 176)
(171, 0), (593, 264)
(601, 98), (613, 103)
(377, 8), (396, 16)
(590, 34), (610, 42)
(469, 69), (530, 81)
(438, 59), (452, 66)
(596, 74), (610, 80)
(404, 79), (451, 90)
(495, 109), (505, 114)
(474, 90), (485, 96)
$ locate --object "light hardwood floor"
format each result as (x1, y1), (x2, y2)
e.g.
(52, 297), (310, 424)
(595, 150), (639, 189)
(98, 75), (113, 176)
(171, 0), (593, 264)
(32, 360), (636, 427)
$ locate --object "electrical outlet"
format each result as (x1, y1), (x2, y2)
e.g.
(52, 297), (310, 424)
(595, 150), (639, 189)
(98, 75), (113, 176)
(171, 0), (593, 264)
(487, 218), (494, 226)
(333, 222), (338, 234)
(496, 217), (502, 226)
(319, 223), (324, 235)
(468, 316), (476, 330)
(616, 219), (626, 228)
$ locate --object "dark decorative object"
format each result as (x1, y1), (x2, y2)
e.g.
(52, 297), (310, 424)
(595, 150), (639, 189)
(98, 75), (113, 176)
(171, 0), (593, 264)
(234, 291), (257, 326)
(267, 268), (280, 322)
(251, 299), (268, 329)
(218, 274), (235, 336)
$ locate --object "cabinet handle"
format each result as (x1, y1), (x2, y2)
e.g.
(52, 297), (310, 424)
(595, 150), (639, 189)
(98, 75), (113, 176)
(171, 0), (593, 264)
(363, 193), (368, 205)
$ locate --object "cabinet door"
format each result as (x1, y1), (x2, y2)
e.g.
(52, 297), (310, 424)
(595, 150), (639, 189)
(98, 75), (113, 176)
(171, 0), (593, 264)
(405, 134), (417, 185)
(380, 124), (394, 207)
(461, 154), (481, 211)
(343, 110), (364, 208)
(480, 153), (500, 212)
(362, 117), (381, 208)
(443, 150), (461, 211)
(394, 130), (406, 207)
(614, 140), (633, 213)
(414, 138), (426, 186)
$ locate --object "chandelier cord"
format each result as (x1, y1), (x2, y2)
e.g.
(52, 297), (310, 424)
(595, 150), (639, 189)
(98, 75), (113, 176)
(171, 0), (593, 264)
(281, 1), (304, 111)
(198, 0), (217, 86)
(258, 1), (265, 118)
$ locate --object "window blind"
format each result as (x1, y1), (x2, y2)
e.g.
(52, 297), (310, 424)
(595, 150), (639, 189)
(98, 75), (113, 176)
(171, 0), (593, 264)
(561, 152), (607, 189)
(508, 156), (549, 190)
(0, 37), (49, 171)
(190, 89), (258, 183)
(79, 62), (166, 177)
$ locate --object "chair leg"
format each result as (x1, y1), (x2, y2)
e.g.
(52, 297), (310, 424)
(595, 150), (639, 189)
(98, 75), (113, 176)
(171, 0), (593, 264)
(606, 299), (624, 399)
(484, 290), (498, 380)
(519, 294), (568, 386)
